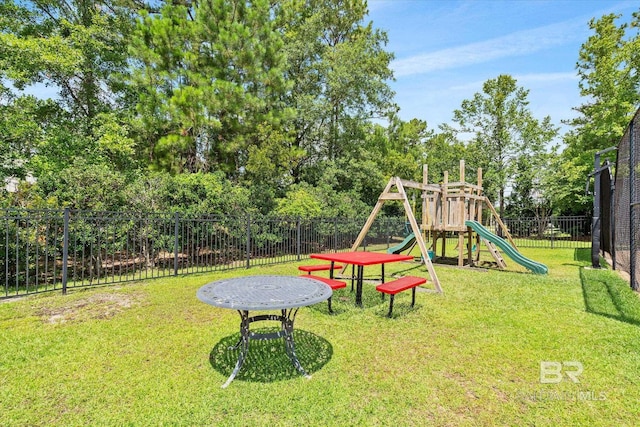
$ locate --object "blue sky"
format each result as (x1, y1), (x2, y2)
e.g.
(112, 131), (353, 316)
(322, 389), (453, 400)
(367, 0), (638, 139)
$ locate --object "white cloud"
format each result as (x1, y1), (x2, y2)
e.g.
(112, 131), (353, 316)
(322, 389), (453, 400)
(391, 17), (588, 77)
(449, 72), (578, 91)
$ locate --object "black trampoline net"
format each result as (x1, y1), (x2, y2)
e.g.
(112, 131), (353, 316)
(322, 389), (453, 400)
(613, 108), (640, 291)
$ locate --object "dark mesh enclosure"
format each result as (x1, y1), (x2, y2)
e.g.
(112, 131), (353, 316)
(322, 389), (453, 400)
(613, 109), (640, 291)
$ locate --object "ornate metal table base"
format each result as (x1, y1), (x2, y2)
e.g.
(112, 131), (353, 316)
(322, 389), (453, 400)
(222, 308), (309, 388)
(197, 275), (332, 388)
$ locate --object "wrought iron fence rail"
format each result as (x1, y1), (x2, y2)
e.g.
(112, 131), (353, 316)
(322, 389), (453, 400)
(1, 210), (590, 298)
(496, 216), (591, 249)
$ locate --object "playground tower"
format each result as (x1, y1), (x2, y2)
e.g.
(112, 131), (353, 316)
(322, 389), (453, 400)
(350, 160), (517, 288)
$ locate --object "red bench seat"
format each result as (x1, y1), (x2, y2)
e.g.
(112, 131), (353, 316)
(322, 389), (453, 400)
(376, 276), (426, 317)
(298, 264), (344, 274)
(302, 275), (347, 290)
(301, 275), (346, 314)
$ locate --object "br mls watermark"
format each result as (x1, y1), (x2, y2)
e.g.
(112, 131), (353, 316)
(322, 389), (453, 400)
(540, 361), (583, 383)
(516, 361), (607, 402)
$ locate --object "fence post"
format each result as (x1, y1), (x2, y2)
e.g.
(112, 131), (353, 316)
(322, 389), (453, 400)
(334, 218), (338, 251)
(296, 216), (301, 261)
(630, 119), (637, 290)
(62, 208), (69, 295)
(246, 215), (251, 269)
(173, 212), (180, 276)
(61, 208), (70, 295)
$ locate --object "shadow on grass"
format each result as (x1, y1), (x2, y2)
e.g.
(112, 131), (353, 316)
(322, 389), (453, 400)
(306, 282), (422, 318)
(209, 329), (332, 384)
(559, 247), (592, 268)
(579, 253), (640, 327)
(575, 248), (590, 263)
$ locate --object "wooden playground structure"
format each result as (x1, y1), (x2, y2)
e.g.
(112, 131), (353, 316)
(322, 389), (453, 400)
(349, 160), (517, 293)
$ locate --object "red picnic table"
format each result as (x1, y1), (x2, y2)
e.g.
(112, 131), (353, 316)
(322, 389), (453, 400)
(310, 251), (414, 307)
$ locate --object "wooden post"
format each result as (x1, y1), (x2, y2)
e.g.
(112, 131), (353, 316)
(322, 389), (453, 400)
(467, 228), (473, 266)
(422, 164), (429, 247)
(398, 179), (442, 293)
(422, 164), (428, 231)
(442, 171), (449, 229)
(485, 198), (518, 249)
(459, 160), (466, 266)
(475, 168), (483, 262)
(477, 168), (483, 224)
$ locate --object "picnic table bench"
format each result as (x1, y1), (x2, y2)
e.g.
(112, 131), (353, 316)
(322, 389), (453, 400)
(376, 276), (426, 317)
(300, 275), (346, 314)
(298, 264), (344, 274)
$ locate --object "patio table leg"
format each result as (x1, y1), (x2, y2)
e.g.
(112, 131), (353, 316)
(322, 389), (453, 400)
(222, 310), (250, 388)
(222, 308), (311, 388)
(282, 308), (310, 379)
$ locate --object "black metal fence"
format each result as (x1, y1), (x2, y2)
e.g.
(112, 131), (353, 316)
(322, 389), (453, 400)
(1, 209), (408, 298)
(1, 209), (590, 299)
(496, 216), (591, 249)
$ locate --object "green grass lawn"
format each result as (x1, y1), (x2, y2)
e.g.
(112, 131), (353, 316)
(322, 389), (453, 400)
(2, 247), (640, 426)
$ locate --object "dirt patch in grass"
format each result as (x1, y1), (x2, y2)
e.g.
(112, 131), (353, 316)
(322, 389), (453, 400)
(38, 291), (146, 324)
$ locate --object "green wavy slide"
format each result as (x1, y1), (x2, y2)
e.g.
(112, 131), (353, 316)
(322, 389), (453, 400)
(465, 220), (548, 275)
(387, 232), (416, 254)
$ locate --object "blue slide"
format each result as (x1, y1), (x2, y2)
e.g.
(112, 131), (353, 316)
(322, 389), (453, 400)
(387, 232), (416, 254)
(465, 220), (548, 274)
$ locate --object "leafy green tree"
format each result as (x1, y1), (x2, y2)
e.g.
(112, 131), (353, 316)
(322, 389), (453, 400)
(0, 92), (46, 180)
(162, 172), (253, 216)
(130, 0), (290, 175)
(570, 12), (640, 150)
(505, 145), (557, 219)
(421, 131), (468, 184)
(544, 136), (594, 215)
(274, 0), (396, 183)
(36, 160), (129, 210)
(274, 181), (369, 218)
(553, 11), (640, 215)
(0, 0), (137, 129)
(315, 156), (385, 207)
(274, 184), (324, 218)
(375, 117), (430, 181)
(244, 123), (304, 196)
(0, 0), (140, 179)
(444, 75), (558, 218)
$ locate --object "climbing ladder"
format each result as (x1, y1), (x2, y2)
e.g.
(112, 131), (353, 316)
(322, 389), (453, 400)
(482, 239), (507, 269)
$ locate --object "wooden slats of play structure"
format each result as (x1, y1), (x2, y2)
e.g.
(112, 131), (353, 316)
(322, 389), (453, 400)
(349, 159), (521, 291)
(379, 193), (407, 201)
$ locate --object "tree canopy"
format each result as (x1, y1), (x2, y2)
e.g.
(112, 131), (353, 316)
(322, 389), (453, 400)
(1, 1), (638, 220)
(444, 75), (558, 218)
(554, 11), (640, 215)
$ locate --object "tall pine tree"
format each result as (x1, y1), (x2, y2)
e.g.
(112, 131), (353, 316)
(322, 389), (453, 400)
(130, 0), (290, 175)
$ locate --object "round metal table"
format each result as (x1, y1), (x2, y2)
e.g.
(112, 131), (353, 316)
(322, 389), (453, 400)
(197, 275), (332, 388)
